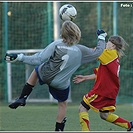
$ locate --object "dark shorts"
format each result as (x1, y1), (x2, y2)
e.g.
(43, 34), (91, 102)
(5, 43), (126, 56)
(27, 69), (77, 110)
(49, 86), (70, 102)
(35, 66), (70, 102)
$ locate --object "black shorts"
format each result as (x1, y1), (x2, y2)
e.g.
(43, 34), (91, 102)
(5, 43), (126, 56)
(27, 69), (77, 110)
(49, 86), (70, 102)
(35, 66), (70, 102)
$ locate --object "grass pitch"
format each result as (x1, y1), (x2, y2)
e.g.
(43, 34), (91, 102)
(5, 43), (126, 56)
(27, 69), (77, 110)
(0, 103), (133, 131)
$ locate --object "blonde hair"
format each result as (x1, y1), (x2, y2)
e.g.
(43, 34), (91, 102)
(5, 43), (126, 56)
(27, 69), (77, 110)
(108, 35), (129, 57)
(61, 20), (81, 45)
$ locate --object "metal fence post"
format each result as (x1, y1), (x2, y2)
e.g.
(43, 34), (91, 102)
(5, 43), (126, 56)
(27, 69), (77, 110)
(3, 2), (8, 102)
(113, 2), (118, 35)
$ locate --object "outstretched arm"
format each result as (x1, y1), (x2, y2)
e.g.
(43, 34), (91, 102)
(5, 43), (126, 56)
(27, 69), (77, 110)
(78, 29), (107, 64)
(73, 74), (96, 84)
(5, 41), (56, 66)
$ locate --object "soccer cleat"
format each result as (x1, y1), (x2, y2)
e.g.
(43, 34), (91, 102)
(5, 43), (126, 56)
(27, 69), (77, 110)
(8, 97), (26, 109)
(127, 121), (133, 131)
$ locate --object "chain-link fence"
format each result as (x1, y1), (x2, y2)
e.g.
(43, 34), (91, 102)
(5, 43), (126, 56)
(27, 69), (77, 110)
(1, 2), (133, 104)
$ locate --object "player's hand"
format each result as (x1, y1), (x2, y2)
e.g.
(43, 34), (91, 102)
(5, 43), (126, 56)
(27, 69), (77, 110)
(73, 75), (85, 84)
(4, 53), (23, 63)
(97, 29), (107, 40)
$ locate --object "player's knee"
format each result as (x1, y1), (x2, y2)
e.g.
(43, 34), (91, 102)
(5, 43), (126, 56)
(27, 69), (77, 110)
(79, 104), (88, 113)
(100, 111), (109, 120)
(59, 101), (67, 108)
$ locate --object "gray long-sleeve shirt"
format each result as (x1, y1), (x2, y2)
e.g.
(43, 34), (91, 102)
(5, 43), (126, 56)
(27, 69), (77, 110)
(20, 39), (105, 89)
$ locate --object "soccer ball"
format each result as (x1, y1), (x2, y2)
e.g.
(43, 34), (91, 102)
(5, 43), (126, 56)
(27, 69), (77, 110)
(59, 4), (77, 21)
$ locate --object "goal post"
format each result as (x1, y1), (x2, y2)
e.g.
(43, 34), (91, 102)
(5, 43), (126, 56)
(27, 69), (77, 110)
(6, 49), (72, 103)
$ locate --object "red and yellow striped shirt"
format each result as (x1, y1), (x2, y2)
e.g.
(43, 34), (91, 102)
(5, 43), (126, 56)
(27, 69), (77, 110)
(91, 49), (120, 99)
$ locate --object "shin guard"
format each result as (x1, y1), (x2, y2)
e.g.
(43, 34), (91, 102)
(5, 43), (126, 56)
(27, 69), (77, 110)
(79, 112), (90, 131)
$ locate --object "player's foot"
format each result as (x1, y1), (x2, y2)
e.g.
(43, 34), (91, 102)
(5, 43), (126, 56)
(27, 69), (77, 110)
(9, 97), (26, 109)
(127, 121), (133, 131)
